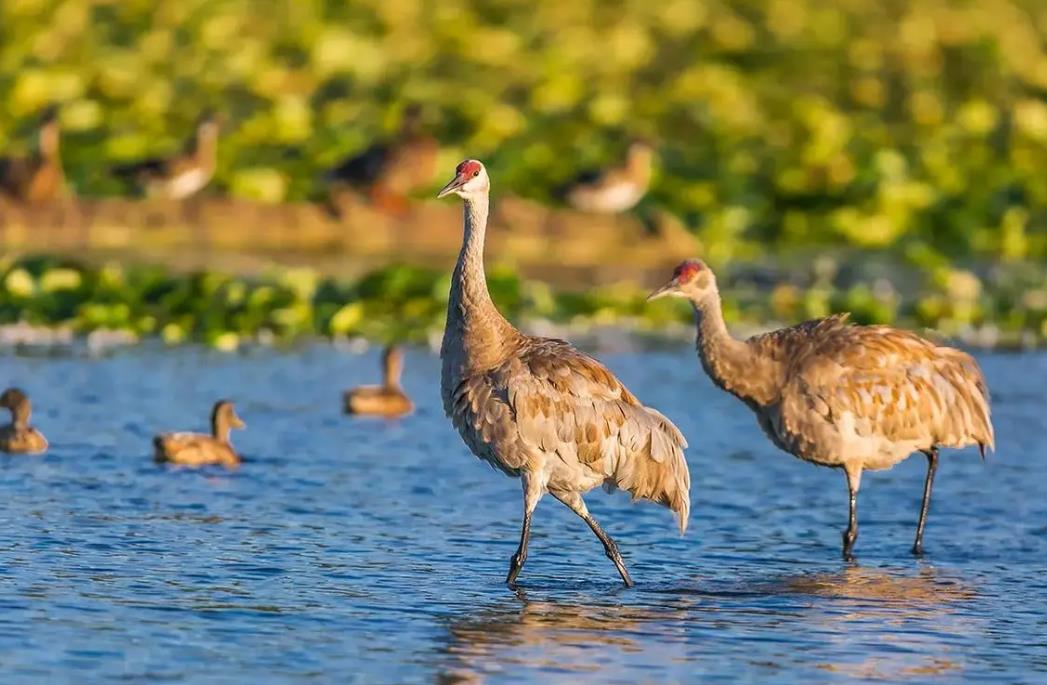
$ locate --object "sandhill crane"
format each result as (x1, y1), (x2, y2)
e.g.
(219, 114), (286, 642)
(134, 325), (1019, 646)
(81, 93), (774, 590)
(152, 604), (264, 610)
(344, 345), (414, 417)
(154, 400), (245, 468)
(324, 104), (438, 215)
(649, 259), (994, 559)
(561, 140), (654, 214)
(0, 107), (65, 204)
(437, 160), (690, 587)
(0, 388), (48, 454)
(114, 112), (219, 200)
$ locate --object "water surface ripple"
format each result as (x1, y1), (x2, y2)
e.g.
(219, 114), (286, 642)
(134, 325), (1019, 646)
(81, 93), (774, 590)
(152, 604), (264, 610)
(0, 346), (1044, 683)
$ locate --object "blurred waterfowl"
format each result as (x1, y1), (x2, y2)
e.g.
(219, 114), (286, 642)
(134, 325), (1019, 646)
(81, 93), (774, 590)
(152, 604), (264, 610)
(438, 160), (690, 588)
(324, 104), (438, 215)
(561, 140), (654, 214)
(114, 112), (219, 200)
(0, 388), (48, 454)
(153, 400), (245, 468)
(649, 259), (994, 560)
(0, 107), (65, 204)
(344, 345), (414, 417)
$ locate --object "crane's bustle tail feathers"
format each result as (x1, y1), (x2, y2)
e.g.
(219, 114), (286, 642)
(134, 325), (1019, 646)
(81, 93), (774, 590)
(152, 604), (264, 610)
(610, 405), (691, 534)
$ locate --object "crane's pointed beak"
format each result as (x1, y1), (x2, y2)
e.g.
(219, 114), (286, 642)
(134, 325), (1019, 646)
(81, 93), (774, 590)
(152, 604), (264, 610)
(647, 278), (680, 301)
(437, 174), (466, 199)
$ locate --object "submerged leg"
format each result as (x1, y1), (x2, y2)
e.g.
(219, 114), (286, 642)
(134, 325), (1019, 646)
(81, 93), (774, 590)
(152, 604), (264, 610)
(551, 491), (634, 587)
(842, 466), (862, 561)
(912, 447), (939, 556)
(506, 474), (543, 588)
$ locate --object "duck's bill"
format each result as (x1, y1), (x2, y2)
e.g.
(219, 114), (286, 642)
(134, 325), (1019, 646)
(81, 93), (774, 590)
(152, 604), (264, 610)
(436, 175), (466, 199)
(646, 279), (679, 301)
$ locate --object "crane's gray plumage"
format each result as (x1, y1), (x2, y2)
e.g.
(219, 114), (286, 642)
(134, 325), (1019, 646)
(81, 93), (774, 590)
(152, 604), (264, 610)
(650, 258), (994, 560)
(438, 160), (690, 587)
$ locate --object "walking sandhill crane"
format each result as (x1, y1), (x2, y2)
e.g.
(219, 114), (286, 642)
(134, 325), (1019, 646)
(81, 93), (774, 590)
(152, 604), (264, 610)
(0, 107), (65, 204)
(437, 160), (690, 587)
(114, 112), (219, 200)
(0, 388), (48, 454)
(153, 400), (245, 468)
(649, 259), (994, 560)
(343, 345), (414, 417)
(561, 140), (654, 214)
(324, 104), (438, 215)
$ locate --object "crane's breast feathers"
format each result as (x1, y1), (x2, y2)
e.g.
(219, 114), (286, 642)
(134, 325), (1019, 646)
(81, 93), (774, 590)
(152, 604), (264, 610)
(776, 327), (994, 451)
(447, 338), (687, 474)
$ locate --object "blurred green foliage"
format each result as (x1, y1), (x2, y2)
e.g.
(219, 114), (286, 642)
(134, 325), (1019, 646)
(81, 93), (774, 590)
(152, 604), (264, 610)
(0, 255), (1043, 349)
(3, 0), (1047, 266)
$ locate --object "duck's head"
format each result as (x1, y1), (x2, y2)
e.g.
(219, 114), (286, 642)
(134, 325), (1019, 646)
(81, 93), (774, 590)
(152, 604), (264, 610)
(211, 400), (245, 432)
(647, 259), (717, 302)
(437, 159), (489, 200)
(0, 387), (29, 411)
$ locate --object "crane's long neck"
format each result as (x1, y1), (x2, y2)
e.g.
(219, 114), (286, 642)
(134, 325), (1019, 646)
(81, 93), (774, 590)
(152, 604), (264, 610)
(445, 194), (516, 370)
(692, 291), (779, 408)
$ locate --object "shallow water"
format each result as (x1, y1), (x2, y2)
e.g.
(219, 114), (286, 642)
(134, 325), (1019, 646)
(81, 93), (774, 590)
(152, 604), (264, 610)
(0, 345), (1044, 684)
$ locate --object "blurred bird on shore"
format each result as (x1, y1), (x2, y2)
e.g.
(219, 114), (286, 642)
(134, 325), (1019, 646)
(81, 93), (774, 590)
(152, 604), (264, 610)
(560, 140), (654, 214)
(0, 107), (66, 204)
(113, 112), (220, 200)
(323, 105), (438, 216)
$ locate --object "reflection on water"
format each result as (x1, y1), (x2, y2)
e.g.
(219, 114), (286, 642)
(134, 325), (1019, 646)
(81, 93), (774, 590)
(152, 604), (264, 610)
(439, 591), (693, 683)
(440, 566), (978, 684)
(0, 347), (1042, 683)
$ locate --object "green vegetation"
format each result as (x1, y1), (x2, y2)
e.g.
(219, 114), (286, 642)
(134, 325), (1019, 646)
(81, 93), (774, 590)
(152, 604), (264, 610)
(3, 0), (1047, 263)
(1, 255), (1043, 350)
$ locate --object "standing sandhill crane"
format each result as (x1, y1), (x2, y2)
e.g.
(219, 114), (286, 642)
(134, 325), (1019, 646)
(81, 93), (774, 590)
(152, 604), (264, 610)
(649, 259), (994, 560)
(153, 400), (245, 469)
(560, 140), (654, 214)
(324, 104), (438, 215)
(0, 388), (48, 454)
(437, 160), (690, 587)
(114, 112), (219, 200)
(343, 345), (414, 417)
(0, 107), (65, 204)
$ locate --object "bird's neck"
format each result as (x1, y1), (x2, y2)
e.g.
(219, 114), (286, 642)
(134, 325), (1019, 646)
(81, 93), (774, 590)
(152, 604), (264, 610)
(39, 125), (60, 162)
(692, 291), (778, 407)
(382, 359), (402, 390)
(195, 131), (217, 173)
(445, 194), (516, 370)
(9, 403), (29, 430)
(212, 416), (231, 444)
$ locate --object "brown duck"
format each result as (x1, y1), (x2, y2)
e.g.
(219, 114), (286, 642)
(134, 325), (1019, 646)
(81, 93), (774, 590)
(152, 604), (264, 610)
(324, 105), (438, 215)
(562, 140), (654, 214)
(344, 345), (414, 417)
(154, 400), (245, 468)
(0, 107), (65, 204)
(115, 112), (219, 200)
(0, 388), (48, 454)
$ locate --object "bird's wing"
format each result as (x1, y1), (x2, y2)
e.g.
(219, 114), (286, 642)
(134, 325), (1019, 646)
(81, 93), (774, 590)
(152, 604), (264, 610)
(779, 326), (994, 452)
(325, 144), (391, 185)
(113, 157), (167, 180)
(478, 337), (690, 528)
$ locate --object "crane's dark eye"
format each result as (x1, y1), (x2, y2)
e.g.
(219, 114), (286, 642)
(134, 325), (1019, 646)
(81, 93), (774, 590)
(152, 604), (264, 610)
(472, 170), (479, 177)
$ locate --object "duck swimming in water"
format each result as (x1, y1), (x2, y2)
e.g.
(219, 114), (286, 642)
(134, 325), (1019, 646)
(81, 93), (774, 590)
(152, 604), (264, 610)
(0, 388), (48, 454)
(154, 400), (245, 468)
(344, 345), (414, 418)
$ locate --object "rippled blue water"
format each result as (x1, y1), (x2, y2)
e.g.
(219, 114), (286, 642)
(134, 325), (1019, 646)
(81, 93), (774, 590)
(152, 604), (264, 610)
(0, 344), (1044, 683)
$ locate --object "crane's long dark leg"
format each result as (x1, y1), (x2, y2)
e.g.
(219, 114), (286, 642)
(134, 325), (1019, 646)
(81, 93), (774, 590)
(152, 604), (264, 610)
(551, 491), (634, 587)
(842, 466), (862, 561)
(912, 447), (939, 556)
(506, 475), (543, 588)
